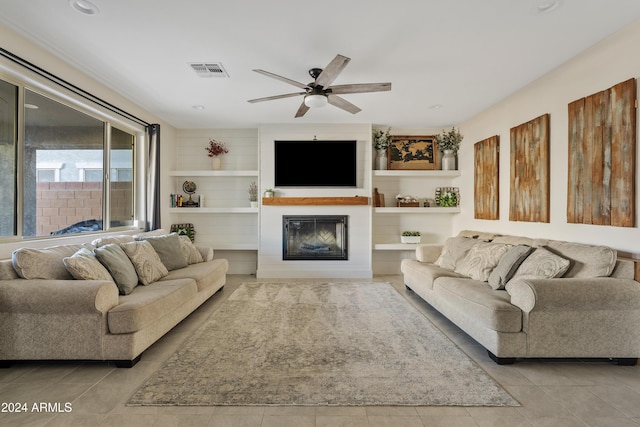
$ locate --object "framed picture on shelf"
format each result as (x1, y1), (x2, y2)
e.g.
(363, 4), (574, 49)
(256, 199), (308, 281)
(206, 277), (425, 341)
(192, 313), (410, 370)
(388, 135), (438, 170)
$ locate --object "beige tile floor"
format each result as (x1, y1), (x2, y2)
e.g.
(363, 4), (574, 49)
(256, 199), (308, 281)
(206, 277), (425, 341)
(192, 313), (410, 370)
(2, 274), (640, 426)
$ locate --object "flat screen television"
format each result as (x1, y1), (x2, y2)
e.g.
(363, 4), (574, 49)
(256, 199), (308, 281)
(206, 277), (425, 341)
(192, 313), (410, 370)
(274, 140), (357, 187)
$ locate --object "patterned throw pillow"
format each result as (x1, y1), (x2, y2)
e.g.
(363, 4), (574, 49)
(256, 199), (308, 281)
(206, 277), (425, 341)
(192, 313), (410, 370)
(120, 240), (168, 285)
(63, 247), (114, 282)
(94, 243), (139, 295)
(179, 236), (204, 264)
(509, 247), (571, 281)
(454, 242), (511, 282)
(488, 245), (533, 290)
(434, 237), (480, 271)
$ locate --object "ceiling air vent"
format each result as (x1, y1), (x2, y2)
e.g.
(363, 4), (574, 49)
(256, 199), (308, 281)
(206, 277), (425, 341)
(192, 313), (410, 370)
(189, 62), (229, 78)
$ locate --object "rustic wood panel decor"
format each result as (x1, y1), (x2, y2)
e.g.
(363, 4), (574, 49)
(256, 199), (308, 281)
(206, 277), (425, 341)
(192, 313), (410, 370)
(474, 135), (500, 220)
(567, 78), (636, 227)
(509, 114), (550, 223)
(388, 135), (437, 170)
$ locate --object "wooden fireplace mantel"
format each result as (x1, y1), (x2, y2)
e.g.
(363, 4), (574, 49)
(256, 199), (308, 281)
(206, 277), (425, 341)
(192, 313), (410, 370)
(261, 196), (370, 206)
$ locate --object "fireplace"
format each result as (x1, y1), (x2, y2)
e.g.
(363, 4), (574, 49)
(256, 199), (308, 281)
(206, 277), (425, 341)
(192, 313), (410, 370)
(282, 215), (348, 260)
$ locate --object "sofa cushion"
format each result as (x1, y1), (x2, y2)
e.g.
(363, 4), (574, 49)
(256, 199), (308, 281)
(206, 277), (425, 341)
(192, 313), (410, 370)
(160, 258), (229, 293)
(138, 233), (188, 271)
(179, 236), (204, 264)
(488, 245), (533, 290)
(434, 236), (479, 271)
(0, 259), (18, 280)
(546, 240), (617, 278)
(510, 247), (570, 281)
(63, 248), (114, 282)
(107, 278), (197, 334)
(12, 244), (93, 280)
(94, 244), (139, 295)
(454, 242), (511, 281)
(120, 240), (168, 285)
(433, 277), (522, 333)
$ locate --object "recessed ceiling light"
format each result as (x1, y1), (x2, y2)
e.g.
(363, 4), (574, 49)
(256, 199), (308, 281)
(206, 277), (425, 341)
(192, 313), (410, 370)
(24, 103), (39, 109)
(69, 0), (100, 15)
(192, 105), (206, 110)
(429, 104), (443, 110)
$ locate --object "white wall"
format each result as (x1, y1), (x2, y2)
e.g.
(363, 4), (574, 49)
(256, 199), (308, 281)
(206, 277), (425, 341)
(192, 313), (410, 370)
(456, 19), (640, 257)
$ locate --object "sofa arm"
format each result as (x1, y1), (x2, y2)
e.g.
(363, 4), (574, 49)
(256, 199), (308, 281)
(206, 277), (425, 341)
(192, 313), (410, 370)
(506, 277), (640, 313)
(0, 279), (119, 315)
(416, 245), (443, 263)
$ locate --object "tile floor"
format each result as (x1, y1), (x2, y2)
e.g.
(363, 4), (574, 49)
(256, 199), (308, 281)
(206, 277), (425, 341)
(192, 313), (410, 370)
(1, 274), (640, 426)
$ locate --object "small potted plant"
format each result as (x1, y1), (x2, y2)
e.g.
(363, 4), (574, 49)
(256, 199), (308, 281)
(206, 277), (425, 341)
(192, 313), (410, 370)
(437, 190), (458, 207)
(205, 138), (229, 170)
(435, 127), (463, 170)
(248, 181), (258, 207)
(263, 188), (275, 198)
(401, 231), (421, 244)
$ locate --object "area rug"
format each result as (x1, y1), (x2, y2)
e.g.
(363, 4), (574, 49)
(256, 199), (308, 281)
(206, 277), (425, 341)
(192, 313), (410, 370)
(128, 282), (519, 406)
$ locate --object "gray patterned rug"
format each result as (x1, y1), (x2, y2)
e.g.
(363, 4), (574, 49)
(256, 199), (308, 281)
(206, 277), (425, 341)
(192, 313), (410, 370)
(128, 282), (518, 406)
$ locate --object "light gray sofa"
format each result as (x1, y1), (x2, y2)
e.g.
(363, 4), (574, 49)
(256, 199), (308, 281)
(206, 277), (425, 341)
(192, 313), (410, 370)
(0, 230), (228, 368)
(401, 230), (640, 365)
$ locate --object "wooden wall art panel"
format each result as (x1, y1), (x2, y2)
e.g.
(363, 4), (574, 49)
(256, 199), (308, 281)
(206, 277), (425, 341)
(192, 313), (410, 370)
(567, 78), (636, 227)
(474, 135), (500, 220)
(509, 114), (550, 223)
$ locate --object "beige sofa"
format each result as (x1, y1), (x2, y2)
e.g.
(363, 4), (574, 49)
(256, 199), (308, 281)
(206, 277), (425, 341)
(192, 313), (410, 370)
(0, 230), (228, 368)
(401, 230), (640, 365)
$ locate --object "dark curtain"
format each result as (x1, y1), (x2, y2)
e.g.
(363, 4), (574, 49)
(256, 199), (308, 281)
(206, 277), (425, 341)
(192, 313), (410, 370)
(147, 124), (161, 231)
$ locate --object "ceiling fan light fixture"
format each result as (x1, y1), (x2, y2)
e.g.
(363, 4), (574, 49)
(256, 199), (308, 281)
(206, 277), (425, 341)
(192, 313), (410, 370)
(304, 94), (328, 108)
(69, 0), (100, 15)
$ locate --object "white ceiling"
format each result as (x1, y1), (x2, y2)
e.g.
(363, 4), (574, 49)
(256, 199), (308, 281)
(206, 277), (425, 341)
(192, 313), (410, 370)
(2, 0), (640, 130)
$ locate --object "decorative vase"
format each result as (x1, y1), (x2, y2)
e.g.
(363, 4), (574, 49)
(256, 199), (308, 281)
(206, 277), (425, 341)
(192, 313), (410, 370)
(211, 156), (222, 170)
(376, 149), (388, 170)
(442, 150), (456, 171)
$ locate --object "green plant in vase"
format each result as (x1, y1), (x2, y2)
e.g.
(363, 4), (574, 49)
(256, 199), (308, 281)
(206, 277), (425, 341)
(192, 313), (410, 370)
(437, 191), (458, 207)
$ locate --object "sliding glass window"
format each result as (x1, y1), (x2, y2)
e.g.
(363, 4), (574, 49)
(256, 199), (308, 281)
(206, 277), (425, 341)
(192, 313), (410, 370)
(0, 79), (18, 237)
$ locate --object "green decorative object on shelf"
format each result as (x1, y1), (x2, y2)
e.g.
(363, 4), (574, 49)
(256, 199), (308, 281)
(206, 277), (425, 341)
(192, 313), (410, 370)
(435, 187), (460, 207)
(401, 231), (421, 244)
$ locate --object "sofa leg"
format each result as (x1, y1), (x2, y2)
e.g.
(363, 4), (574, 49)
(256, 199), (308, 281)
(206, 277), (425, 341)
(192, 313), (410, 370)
(615, 358), (638, 366)
(487, 351), (516, 365)
(114, 355), (141, 368)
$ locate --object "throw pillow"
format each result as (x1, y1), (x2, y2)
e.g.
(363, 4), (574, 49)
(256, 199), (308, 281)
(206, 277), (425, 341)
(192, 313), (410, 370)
(487, 244), (533, 290)
(454, 242), (511, 282)
(138, 233), (188, 270)
(91, 235), (135, 248)
(120, 240), (168, 285)
(509, 246), (571, 282)
(94, 244), (139, 295)
(63, 247), (114, 282)
(179, 235), (204, 264)
(12, 244), (93, 280)
(434, 237), (479, 271)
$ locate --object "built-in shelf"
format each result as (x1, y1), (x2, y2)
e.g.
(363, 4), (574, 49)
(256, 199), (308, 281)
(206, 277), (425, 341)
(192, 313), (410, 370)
(168, 170), (259, 177)
(374, 207), (461, 214)
(374, 243), (441, 251)
(262, 196), (370, 206)
(169, 207), (258, 213)
(196, 242), (259, 250)
(373, 170), (461, 177)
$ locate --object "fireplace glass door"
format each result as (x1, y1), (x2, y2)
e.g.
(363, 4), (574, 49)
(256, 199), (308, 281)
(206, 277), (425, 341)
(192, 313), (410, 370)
(282, 215), (348, 260)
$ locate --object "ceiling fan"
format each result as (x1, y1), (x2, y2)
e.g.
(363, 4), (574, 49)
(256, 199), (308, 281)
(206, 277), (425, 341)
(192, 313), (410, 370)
(247, 54), (391, 118)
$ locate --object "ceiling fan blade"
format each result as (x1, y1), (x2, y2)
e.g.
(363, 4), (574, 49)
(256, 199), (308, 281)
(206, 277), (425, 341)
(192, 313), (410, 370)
(252, 69), (309, 89)
(327, 95), (361, 115)
(247, 92), (306, 103)
(329, 82), (392, 95)
(294, 100), (310, 118)
(315, 54), (350, 88)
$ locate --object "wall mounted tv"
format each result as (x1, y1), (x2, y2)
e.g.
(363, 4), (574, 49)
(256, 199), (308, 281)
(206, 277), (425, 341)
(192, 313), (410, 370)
(274, 140), (357, 187)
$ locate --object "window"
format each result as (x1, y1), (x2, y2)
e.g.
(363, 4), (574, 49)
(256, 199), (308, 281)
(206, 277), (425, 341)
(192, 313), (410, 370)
(0, 76), (141, 240)
(0, 79), (17, 237)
